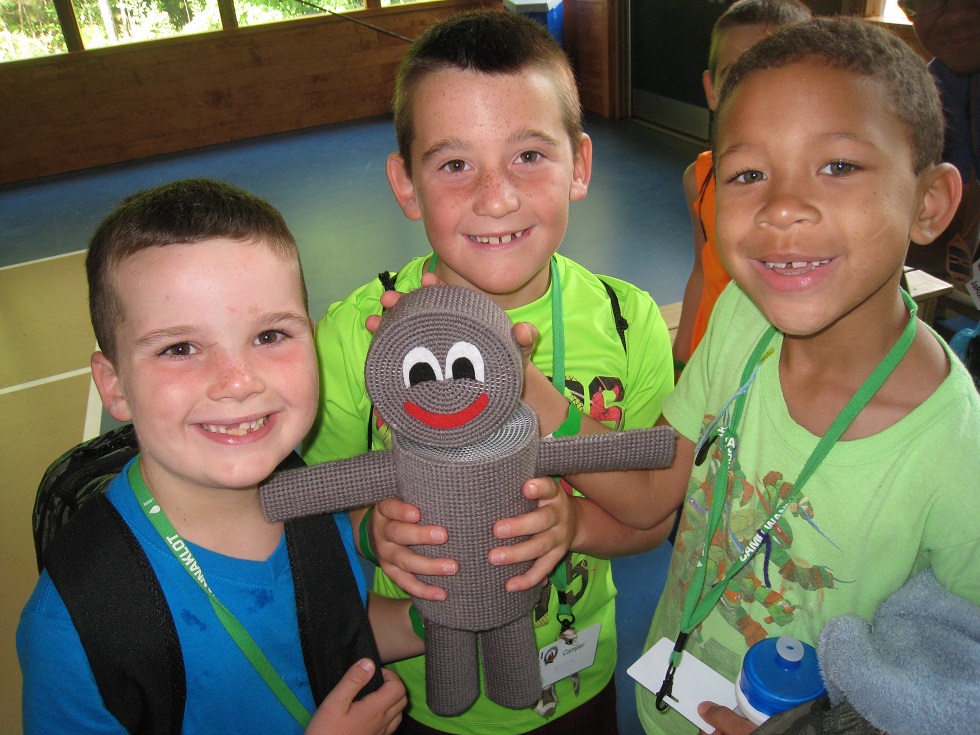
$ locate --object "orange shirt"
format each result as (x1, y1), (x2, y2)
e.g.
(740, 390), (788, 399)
(691, 150), (732, 353)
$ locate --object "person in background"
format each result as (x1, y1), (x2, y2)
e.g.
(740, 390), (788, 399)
(672, 0), (812, 377)
(901, 0), (979, 301)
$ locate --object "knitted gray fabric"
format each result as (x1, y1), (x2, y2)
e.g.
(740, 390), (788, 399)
(366, 285), (523, 448)
(259, 285), (677, 716)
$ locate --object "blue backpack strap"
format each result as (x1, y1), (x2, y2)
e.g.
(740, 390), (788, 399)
(44, 493), (185, 735)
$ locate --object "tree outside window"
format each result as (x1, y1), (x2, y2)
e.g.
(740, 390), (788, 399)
(2, 0), (376, 61)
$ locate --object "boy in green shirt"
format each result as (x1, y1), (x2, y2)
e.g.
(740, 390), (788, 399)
(303, 10), (676, 735)
(634, 17), (979, 735)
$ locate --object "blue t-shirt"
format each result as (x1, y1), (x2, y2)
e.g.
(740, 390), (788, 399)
(17, 460), (365, 734)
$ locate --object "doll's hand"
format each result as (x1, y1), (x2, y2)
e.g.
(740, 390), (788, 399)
(489, 476), (576, 593)
(305, 659), (406, 735)
(697, 702), (757, 735)
(372, 497), (457, 602)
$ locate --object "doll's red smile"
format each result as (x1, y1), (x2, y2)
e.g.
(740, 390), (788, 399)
(405, 393), (489, 429)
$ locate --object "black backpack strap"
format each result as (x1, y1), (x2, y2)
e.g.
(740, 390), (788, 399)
(34, 423), (139, 572)
(45, 494), (185, 735)
(286, 512), (385, 704)
(367, 270), (399, 451)
(377, 270), (398, 293)
(599, 278), (629, 354)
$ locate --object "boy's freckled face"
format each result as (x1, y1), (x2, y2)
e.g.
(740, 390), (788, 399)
(394, 68), (591, 310)
(714, 62), (924, 337)
(103, 239), (317, 495)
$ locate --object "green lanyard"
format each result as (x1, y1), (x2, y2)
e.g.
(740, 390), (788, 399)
(655, 291), (918, 711)
(428, 253), (573, 620)
(128, 460), (313, 727)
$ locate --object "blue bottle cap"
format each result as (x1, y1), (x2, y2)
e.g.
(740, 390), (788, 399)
(739, 636), (826, 716)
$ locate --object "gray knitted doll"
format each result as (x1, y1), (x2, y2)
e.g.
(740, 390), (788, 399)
(260, 285), (675, 716)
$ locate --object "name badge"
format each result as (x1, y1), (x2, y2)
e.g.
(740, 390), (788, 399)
(538, 624), (600, 687)
(627, 636), (737, 731)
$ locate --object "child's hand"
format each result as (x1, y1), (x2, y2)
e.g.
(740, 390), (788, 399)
(512, 320), (538, 370)
(490, 476), (576, 592)
(510, 320), (578, 436)
(365, 271), (443, 332)
(304, 659), (406, 735)
(696, 701), (757, 735)
(371, 497), (457, 601)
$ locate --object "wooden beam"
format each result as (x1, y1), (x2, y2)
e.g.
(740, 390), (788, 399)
(52, 0), (83, 52)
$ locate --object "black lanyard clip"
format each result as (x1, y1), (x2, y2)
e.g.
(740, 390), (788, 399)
(654, 631), (689, 712)
(654, 662), (677, 712)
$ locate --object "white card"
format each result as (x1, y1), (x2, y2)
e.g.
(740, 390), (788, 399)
(967, 256), (980, 309)
(628, 636), (738, 732)
(537, 623), (600, 687)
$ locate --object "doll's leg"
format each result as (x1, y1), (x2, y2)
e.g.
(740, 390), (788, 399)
(425, 624), (479, 717)
(480, 617), (541, 709)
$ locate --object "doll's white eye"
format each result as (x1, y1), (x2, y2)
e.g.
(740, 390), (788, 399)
(403, 347), (443, 386)
(445, 341), (484, 382)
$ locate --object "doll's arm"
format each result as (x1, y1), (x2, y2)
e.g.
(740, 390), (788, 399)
(261, 451), (398, 522)
(535, 423), (688, 529)
(536, 426), (675, 477)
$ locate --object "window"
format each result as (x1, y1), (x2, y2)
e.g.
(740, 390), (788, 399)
(1, 0), (410, 62)
(76, 0), (223, 50)
(235, 0), (362, 30)
(1, 1), (69, 59)
(881, 0), (912, 21)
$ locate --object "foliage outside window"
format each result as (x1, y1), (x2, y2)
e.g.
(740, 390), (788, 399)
(2, 0), (382, 62)
(2, 0), (68, 58)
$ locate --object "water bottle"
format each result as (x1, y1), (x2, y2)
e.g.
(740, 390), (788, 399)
(734, 635), (826, 725)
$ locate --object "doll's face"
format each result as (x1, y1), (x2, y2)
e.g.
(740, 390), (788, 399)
(365, 286), (523, 448)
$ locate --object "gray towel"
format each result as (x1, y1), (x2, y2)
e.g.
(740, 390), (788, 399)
(817, 569), (980, 735)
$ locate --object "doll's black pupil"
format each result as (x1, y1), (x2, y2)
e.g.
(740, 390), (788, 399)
(409, 363), (438, 385)
(452, 358), (476, 380)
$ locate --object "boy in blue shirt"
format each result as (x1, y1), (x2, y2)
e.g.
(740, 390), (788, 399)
(18, 179), (419, 735)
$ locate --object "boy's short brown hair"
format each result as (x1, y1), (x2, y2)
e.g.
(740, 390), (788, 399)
(86, 178), (307, 362)
(714, 16), (943, 174)
(708, 0), (812, 76)
(391, 10), (582, 174)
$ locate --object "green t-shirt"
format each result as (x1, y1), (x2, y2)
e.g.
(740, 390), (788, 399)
(304, 253), (673, 734)
(637, 283), (980, 735)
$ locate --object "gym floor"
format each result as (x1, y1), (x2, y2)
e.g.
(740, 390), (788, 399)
(0, 112), (702, 734)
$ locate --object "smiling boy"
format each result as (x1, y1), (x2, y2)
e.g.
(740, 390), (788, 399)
(17, 179), (417, 735)
(302, 10), (675, 734)
(633, 17), (980, 735)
